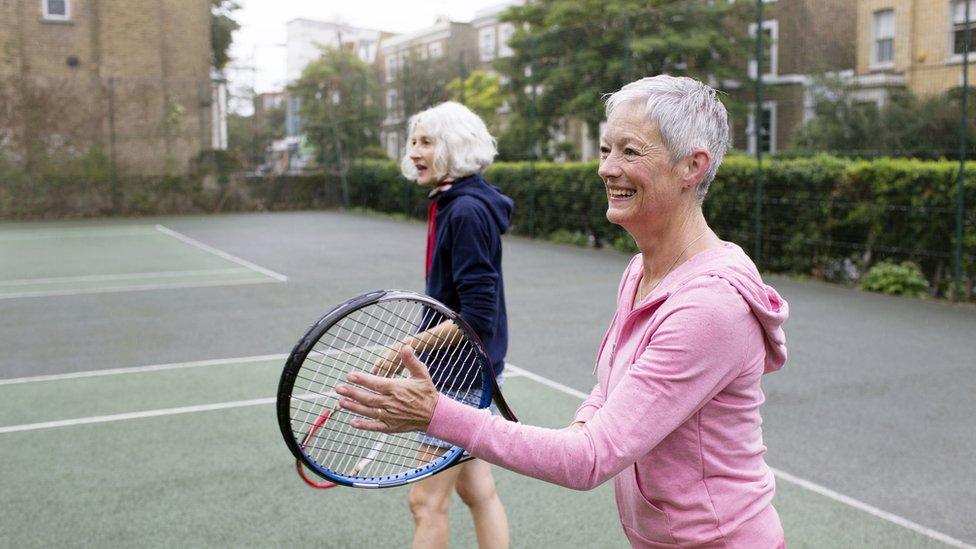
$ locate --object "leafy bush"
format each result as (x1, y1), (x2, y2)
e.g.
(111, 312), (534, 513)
(5, 153), (974, 302)
(861, 261), (929, 297)
(611, 234), (639, 255)
(548, 229), (591, 247)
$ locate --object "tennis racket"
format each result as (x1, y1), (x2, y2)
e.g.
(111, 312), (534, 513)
(276, 289), (517, 489)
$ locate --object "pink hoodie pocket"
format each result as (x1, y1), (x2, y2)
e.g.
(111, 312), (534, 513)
(615, 464), (676, 545)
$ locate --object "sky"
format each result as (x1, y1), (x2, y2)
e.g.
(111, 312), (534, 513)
(227, 0), (513, 111)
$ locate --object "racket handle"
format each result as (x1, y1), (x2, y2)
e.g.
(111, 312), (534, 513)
(296, 459), (338, 489)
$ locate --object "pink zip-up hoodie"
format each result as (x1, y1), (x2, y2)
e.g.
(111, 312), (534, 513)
(427, 242), (789, 548)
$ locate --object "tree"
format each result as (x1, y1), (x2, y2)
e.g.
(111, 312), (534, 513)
(395, 52), (459, 129)
(446, 70), (505, 131)
(497, 0), (752, 153)
(211, 0), (240, 71)
(289, 47), (382, 174)
(793, 77), (976, 159)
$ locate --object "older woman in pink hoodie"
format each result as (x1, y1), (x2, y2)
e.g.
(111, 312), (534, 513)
(337, 75), (789, 548)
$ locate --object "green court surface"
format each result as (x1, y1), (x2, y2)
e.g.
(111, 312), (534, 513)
(2, 214), (972, 548)
(0, 224), (283, 299)
(0, 359), (625, 548)
(0, 357), (961, 548)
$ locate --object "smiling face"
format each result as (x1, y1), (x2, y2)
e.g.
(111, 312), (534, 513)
(408, 125), (440, 186)
(598, 101), (685, 235)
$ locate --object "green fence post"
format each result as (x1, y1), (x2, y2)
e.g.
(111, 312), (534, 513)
(753, 0), (765, 264)
(955, 0), (970, 300)
(528, 33), (538, 238)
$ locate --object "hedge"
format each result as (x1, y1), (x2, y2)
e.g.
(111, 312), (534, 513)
(2, 155), (973, 298)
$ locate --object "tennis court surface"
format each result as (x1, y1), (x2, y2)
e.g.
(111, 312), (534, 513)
(1, 212), (973, 548)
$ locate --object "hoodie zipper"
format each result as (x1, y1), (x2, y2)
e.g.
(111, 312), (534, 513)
(596, 293), (670, 376)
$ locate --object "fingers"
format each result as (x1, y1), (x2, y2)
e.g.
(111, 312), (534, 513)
(346, 370), (394, 394)
(335, 390), (380, 418)
(399, 345), (431, 380)
(348, 417), (391, 432)
(335, 381), (386, 408)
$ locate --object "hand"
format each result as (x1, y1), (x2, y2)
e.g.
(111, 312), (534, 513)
(371, 344), (404, 378)
(337, 345), (439, 433)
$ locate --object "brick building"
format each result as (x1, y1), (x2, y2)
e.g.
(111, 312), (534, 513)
(0, 0), (216, 174)
(377, 17), (479, 158)
(731, 0), (857, 155)
(852, 0), (976, 103)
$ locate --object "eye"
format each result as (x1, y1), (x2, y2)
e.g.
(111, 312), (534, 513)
(599, 145), (610, 159)
(624, 147), (639, 157)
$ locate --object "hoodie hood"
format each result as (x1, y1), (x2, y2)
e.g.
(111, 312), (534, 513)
(437, 173), (513, 234)
(630, 243), (787, 374)
(698, 244), (789, 374)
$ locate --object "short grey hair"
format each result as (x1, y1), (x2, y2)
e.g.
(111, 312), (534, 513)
(605, 75), (731, 202)
(400, 101), (497, 181)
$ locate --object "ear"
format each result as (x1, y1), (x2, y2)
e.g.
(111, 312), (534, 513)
(681, 148), (712, 190)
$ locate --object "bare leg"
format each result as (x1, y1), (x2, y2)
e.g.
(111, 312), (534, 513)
(409, 460), (463, 549)
(456, 459), (509, 549)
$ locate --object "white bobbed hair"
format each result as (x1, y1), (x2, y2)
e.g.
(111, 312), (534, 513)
(400, 101), (497, 182)
(605, 75), (731, 202)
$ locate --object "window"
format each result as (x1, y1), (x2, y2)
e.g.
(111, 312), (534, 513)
(42, 0), (69, 20)
(748, 20), (778, 78)
(872, 9), (895, 66)
(747, 102), (777, 155)
(386, 89), (398, 112)
(498, 24), (515, 58)
(428, 41), (443, 59)
(385, 56), (397, 83)
(385, 132), (399, 159)
(953, 0), (976, 56)
(480, 27), (497, 62)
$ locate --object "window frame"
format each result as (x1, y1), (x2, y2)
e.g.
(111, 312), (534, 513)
(871, 8), (896, 69)
(747, 101), (777, 155)
(385, 132), (399, 159)
(950, 0), (976, 63)
(479, 27), (497, 62)
(748, 19), (778, 79)
(498, 23), (515, 58)
(41, 0), (70, 21)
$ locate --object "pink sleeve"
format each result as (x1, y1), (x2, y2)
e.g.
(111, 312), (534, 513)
(426, 276), (759, 491)
(573, 383), (605, 423)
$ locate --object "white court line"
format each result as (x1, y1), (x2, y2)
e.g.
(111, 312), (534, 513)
(0, 354), (287, 386)
(0, 355), (971, 548)
(0, 227), (157, 241)
(155, 225), (288, 282)
(0, 268), (250, 287)
(770, 468), (973, 549)
(0, 398), (274, 434)
(0, 277), (278, 300)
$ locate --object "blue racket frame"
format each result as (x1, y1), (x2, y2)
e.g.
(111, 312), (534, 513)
(276, 289), (515, 488)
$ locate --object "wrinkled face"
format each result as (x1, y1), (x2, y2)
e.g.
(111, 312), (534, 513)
(598, 102), (682, 232)
(408, 125), (439, 186)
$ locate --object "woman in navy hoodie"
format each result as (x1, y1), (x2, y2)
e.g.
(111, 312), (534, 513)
(396, 101), (513, 549)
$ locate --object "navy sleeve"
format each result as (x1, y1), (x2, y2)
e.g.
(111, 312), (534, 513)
(446, 199), (500, 338)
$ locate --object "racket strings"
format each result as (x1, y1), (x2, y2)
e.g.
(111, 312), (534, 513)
(293, 300), (446, 477)
(288, 298), (491, 482)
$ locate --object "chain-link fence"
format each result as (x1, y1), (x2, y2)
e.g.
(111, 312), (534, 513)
(0, 73), (218, 212)
(3, 0), (973, 299)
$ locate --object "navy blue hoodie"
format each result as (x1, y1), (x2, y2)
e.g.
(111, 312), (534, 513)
(426, 173), (513, 373)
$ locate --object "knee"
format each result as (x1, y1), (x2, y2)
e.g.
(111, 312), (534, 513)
(455, 476), (498, 508)
(409, 486), (451, 522)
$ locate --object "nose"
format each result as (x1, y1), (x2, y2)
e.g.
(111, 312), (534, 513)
(408, 147), (420, 160)
(598, 155), (621, 182)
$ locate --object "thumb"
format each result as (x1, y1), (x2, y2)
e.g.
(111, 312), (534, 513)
(400, 345), (431, 380)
